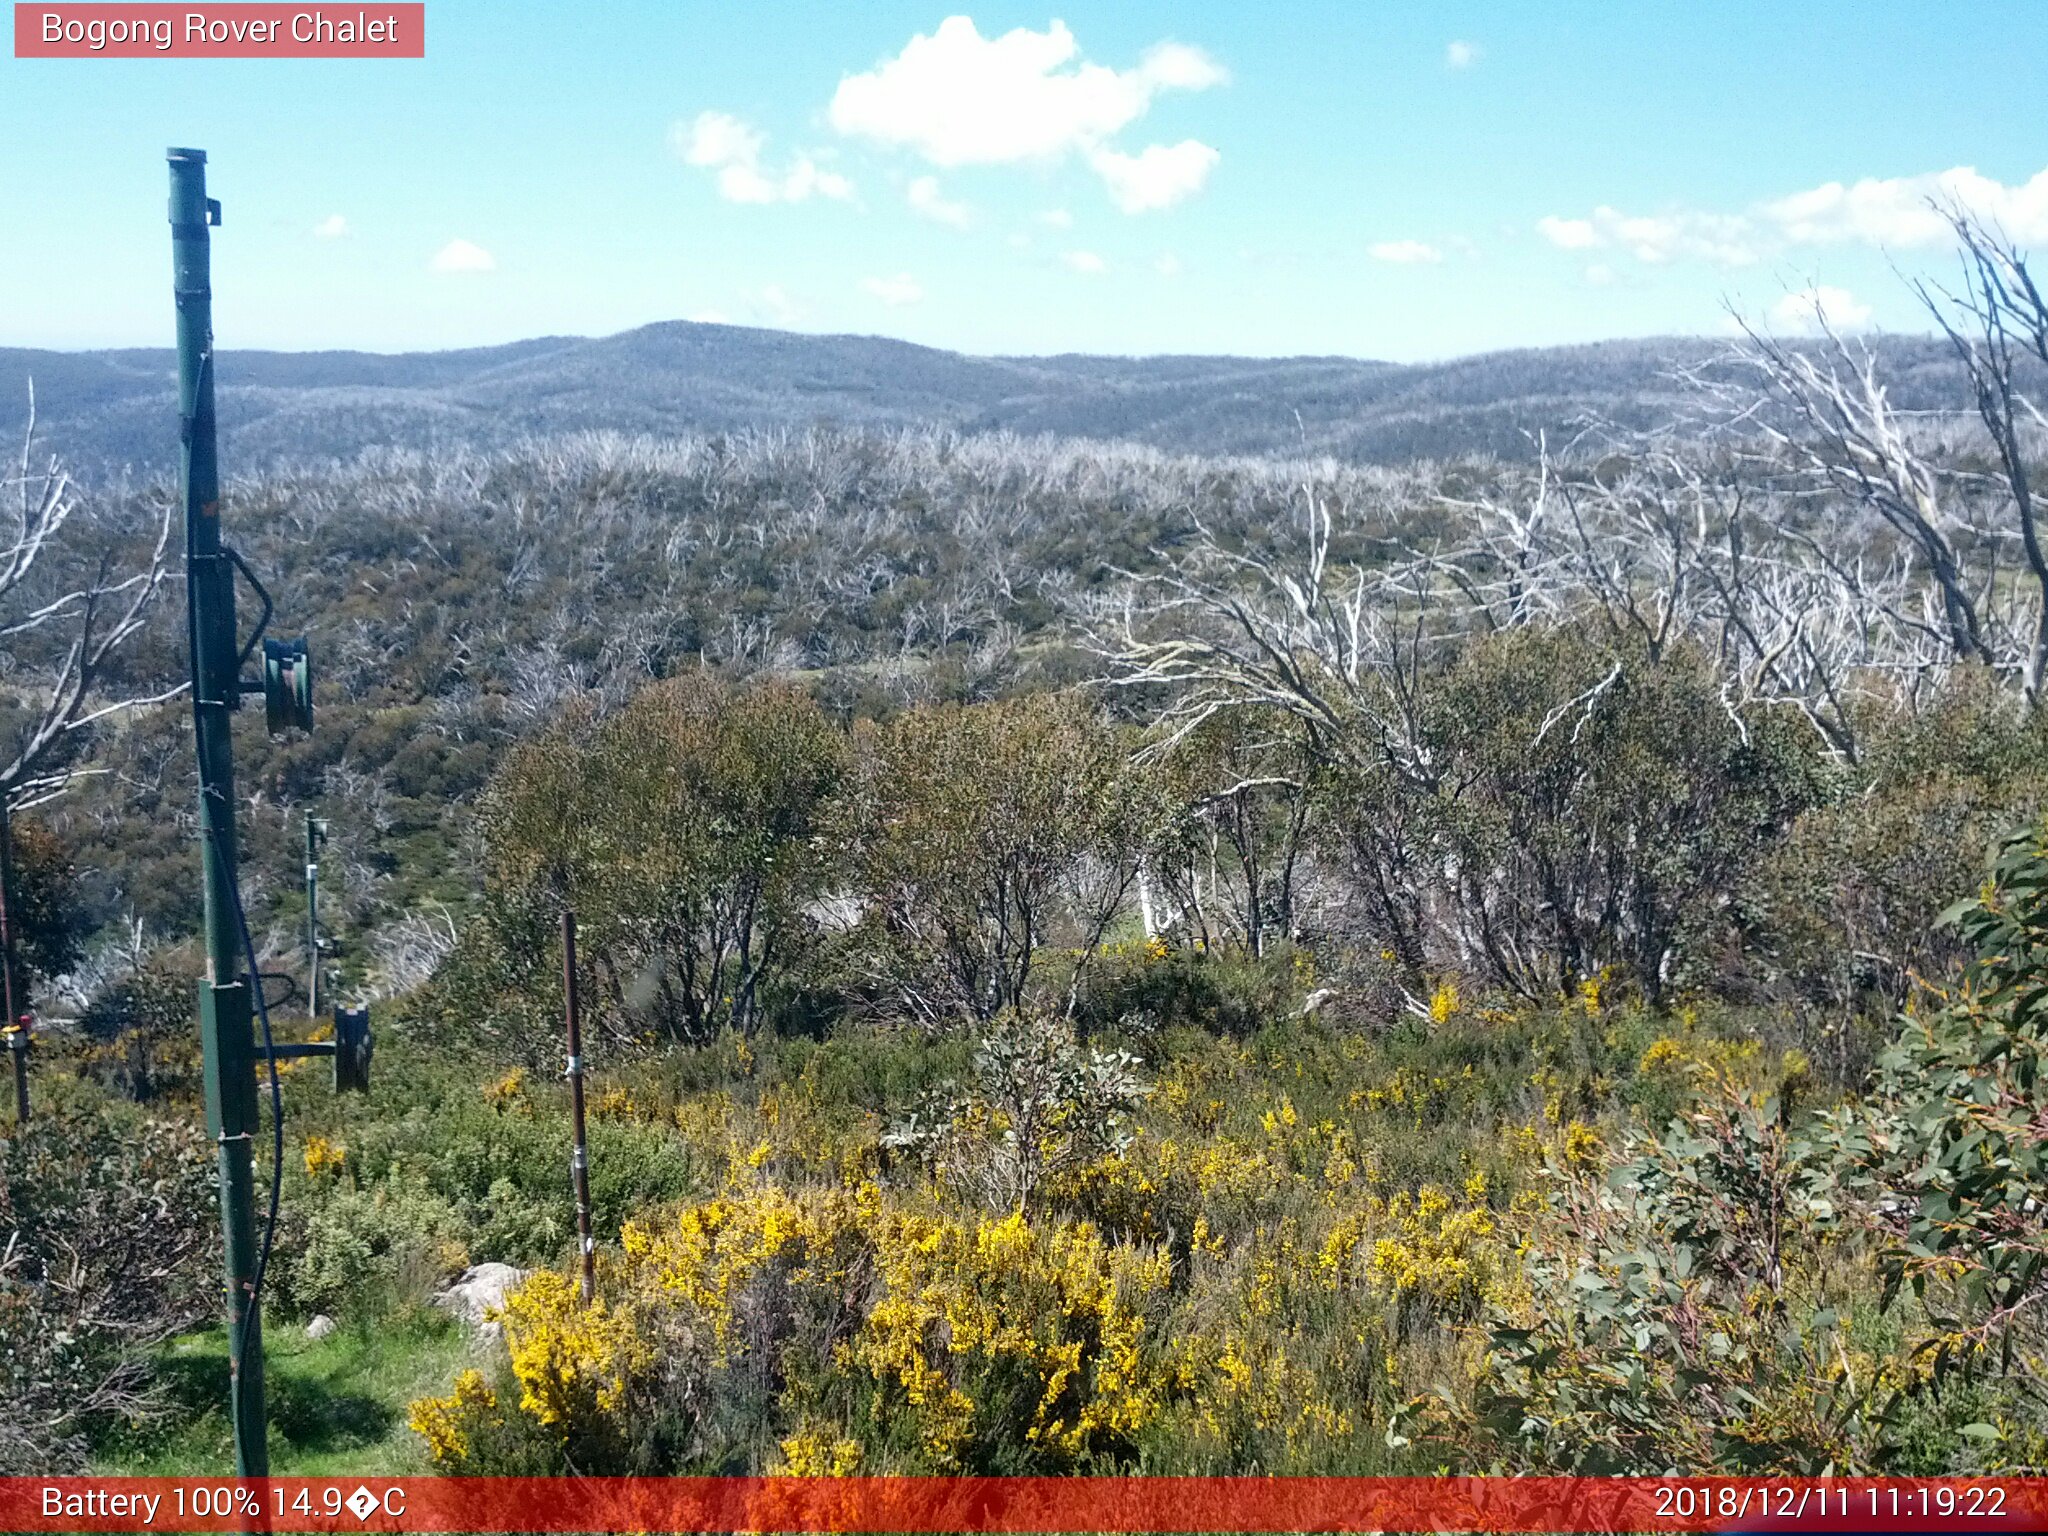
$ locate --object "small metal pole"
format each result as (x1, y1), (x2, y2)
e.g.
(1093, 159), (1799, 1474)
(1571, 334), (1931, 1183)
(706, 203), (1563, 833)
(4, 1029), (23, 1126)
(305, 812), (324, 1021)
(0, 795), (26, 1124)
(562, 910), (595, 1304)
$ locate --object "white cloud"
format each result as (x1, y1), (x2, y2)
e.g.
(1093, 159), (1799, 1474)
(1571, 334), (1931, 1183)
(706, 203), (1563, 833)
(1368, 239), (1442, 264)
(1584, 263), (1617, 287)
(679, 110), (763, 171)
(781, 157), (856, 203)
(1771, 284), (1873, 332)
(429, 239), (495, 273)
(1062, 249), (1107, 274)
(1153, 252), (1183, 277)
(1537, 163), (2048, 277)
(1763, 165), (2048, 247)
(1534, 205), (1756, 266)
(673, 110), (854, 204)
(907, 175), (971, 228)
(1089, 140), (1219, 213)
(829, 17), (1223, 175)
(1137, 40), (1229, 92)
(1445, 40), (1479, 69)
(1536, 215), (1600, 250)
(862, 273), (925, 306)
(1038, 208), (1074, 229)
(313, 214), (348, 240)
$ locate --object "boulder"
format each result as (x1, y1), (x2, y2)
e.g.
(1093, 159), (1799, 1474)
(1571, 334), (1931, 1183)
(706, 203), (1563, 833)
(305, 1314), (337, 1341)
(432, 1262), (530, 1339)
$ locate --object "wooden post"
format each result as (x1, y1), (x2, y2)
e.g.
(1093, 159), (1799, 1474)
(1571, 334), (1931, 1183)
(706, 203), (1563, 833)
(562, 910), (595, 1304)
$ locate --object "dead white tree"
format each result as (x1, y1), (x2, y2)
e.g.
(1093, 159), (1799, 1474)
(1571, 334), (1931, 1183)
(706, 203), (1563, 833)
(1731, 320), (1998, 670)
(1083, 480), (1458, 986)
(1088, 481), (1442, 785)
(1, 388), (182, 809)
(1715, 209), (2048, 707)
(1916, 208), (2048, 699)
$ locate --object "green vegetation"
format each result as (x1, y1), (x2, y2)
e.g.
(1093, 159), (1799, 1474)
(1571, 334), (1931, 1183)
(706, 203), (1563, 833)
(6, 220), (2048, 1478)
(94, 1316), (474, 1477)
(7, 665), (2044, 1477)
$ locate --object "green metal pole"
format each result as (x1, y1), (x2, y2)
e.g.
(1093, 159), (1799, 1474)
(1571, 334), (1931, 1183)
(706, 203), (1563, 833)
(169, 146), (267, 1477)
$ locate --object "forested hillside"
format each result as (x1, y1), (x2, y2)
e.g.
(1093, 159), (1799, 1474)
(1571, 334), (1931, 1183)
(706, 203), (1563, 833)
(0, 326), (1983, 473)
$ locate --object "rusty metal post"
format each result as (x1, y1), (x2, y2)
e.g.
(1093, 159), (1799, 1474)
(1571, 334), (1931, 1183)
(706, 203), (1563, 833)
(0, 795), (25, 1123)
(562, 910), (595, 1304)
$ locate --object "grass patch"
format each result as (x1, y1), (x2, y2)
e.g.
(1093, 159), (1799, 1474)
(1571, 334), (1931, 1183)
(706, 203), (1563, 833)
(94, 1308), (481, 1476)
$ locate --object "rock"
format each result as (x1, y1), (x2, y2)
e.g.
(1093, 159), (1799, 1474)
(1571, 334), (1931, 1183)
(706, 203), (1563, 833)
(305, 1314), (337, 1341)
(432, 1262), (529, 1339)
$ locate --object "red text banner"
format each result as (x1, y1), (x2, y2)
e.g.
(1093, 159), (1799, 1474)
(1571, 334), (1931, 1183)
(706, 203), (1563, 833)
(4, 1476), (2047, 1533)
(14, 4), (423, 57)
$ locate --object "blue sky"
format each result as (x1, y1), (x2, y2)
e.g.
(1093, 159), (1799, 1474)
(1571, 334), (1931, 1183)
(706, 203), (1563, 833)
(4, 1), (2045, 359)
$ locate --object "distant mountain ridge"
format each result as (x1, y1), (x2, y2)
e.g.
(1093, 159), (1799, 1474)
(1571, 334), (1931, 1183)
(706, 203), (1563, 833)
(0, 321), (1968, 476)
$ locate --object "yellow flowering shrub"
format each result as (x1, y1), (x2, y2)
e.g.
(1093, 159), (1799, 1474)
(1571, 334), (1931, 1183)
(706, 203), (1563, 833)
(401, 984), (1897, 1477)
(1310, 1187), (1505, 1317)
(301, 1134), (346, 1178)
(501, 1270), (653, 1430)
(1429, 980), (1461, 1026)
(1561, 1119), (1604, 1171)
(620, 1182), (872, 1354)
(409, 1368), (497, 1469)
(484, 1065), (530, 1111)
(851, 1207), (1174, 1467)
(776, 1423), (863, 1475)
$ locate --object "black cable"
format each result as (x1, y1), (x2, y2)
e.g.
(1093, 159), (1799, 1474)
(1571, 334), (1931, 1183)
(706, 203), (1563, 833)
(202, 815), (284, 1438)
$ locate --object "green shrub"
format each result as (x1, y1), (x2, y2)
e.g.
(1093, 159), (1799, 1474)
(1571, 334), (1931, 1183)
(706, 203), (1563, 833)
(1395, 1086), (1865, 1473)
(473, 673), (847, 1044)
(885, 1008), (1146, 1212)
(1750, 672), (2048, 1023)
(0, 1093), (215, 1472)
(1839, 818), (2048, 1385)
(1411, 629), (1827, 1001)
(837, 693), (1160, 1024)
(285, 1174), (471, 1318)
(76, 958), (197, 1102)
(1076, 942), (1311, 1041)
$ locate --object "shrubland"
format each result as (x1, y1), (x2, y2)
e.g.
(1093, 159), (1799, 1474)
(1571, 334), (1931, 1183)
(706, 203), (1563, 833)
(5, 214), (2048, 1475)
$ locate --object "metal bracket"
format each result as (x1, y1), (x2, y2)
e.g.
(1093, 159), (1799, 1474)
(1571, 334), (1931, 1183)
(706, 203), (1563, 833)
(260, 1041), (335, 1062)
(222, 545), (274, 673)
(255, 970), (299, 1011)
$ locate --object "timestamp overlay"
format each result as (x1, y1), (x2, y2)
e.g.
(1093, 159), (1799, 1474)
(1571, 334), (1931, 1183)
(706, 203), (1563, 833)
(3, 1477), (2045, 1533)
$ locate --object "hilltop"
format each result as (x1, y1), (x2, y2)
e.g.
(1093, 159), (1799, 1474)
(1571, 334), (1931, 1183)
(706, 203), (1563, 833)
(0, 323), (1967, 473)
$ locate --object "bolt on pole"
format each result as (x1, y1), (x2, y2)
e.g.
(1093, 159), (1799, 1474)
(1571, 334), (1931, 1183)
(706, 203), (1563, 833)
(170, 145), (268, 1478)
(562, 910), (596, 1305)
